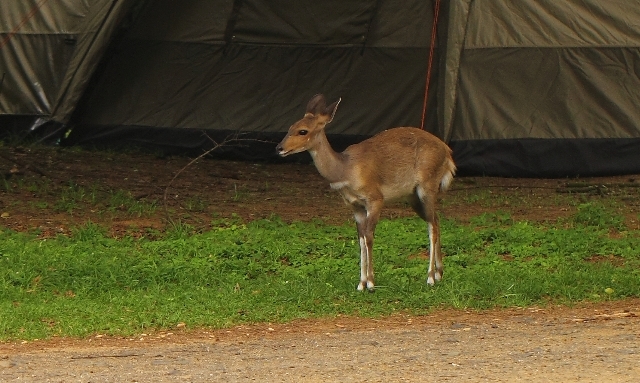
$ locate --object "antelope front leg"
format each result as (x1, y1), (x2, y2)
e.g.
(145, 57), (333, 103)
(426, 222), (437, 285)
(355, 202), (382, 291)
(358, 236), (374, 291)
(354, 209), (372, 291)
(433, 216), (444, 282)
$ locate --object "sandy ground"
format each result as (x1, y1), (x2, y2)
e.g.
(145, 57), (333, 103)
(1, 300), (639, 382)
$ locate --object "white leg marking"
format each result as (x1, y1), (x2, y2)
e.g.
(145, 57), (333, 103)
(427, 223), (436, 285)
(358, 237), (367, 291)
(433, 224), (442, 281)
(365, 237), (374, 290)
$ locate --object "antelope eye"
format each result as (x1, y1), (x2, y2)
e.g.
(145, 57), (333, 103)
(298, 129), (308, 136)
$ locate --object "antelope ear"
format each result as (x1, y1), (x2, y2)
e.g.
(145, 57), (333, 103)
(306, 94), (327, 115)
(325, 98), (341, 124)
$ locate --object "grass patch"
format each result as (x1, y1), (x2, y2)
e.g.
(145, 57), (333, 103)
(1, 210), (639, 341)
(40, 181), (158, 218)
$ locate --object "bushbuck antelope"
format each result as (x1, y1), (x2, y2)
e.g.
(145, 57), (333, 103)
(276, 94), (455, 291)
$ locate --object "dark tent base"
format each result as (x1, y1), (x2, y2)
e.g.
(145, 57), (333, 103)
(0, 116), (67, 145)
(450, 138), (640, 178)
(65, 125), (640, 178)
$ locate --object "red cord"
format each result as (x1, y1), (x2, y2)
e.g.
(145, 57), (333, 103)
(420, 0), (442, 130)
(0, 0), (51, 50)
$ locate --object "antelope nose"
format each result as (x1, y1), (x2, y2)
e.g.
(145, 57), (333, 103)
(275, 144), (283, 153)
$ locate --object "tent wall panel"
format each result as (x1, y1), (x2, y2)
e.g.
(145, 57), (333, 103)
(454, 47), (640, 141)
(0, 0), (136, 121)
(0, 34), (76, 114)
(233, 0), (373, 45)
(71, 0), (439, 144)
(442, 0), (640, 176)
(0, 0), (91, 35)
(74, 43), (437, 138)
(464, 0), (640, 48)
(126, 0), (232, 43)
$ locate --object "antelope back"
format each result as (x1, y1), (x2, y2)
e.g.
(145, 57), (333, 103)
(341, 127), (454, 193)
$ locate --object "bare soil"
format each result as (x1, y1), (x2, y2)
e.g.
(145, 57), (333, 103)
(1, 146), (640, 382)
(1, 301), (639, 382)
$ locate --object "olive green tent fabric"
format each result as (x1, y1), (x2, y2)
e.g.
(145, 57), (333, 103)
(438, 0), (640, 175)
(464, 1), (640, 48)
(443, 0), (640, 142)
(0, 0), (134, 121)
(50, 0), (136, 122)
(2, 0), (640, 176)
(71, 0), (438, 139)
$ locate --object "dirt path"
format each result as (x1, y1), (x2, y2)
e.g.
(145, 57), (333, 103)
(2, 300), (639, 382)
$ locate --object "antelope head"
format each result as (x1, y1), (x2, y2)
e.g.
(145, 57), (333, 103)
(276, 94), (341, 157)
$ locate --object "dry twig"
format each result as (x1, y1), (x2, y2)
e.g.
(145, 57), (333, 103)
(161, 132), (274, 221)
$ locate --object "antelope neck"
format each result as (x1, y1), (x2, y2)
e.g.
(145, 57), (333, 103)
(308, 131), (347, 184)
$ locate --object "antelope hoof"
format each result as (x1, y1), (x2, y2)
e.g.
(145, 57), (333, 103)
(357, 281), (375, 292)
(435, 271), (443, 282)
(427, 276), (435, 286)
(367, 280), (375, 292)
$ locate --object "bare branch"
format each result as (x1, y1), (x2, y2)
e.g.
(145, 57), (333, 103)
(162, 131), (276, 222)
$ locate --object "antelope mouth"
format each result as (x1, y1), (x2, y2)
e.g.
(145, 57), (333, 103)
(277, 146), (306, 157)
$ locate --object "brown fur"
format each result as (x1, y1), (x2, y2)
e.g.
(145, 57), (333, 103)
(277, 94), (455, 290)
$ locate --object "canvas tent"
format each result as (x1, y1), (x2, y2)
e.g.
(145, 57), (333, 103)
(2, 0), (640, 177)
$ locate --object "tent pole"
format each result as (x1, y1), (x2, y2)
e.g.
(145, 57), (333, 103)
(420, 0), (442, 130)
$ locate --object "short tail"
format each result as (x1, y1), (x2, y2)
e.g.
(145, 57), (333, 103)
(439, 157), (456, 192)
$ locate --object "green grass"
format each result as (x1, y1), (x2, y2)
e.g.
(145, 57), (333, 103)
(53, 181), (87, 213)
(1, 206), (639, 341)
(183, 196), (208, 212)
(107, 190), (157, 217)
(43, 182), (158, 217)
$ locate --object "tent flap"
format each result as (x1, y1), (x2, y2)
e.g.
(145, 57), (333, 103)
(0, 0), (136, 122)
